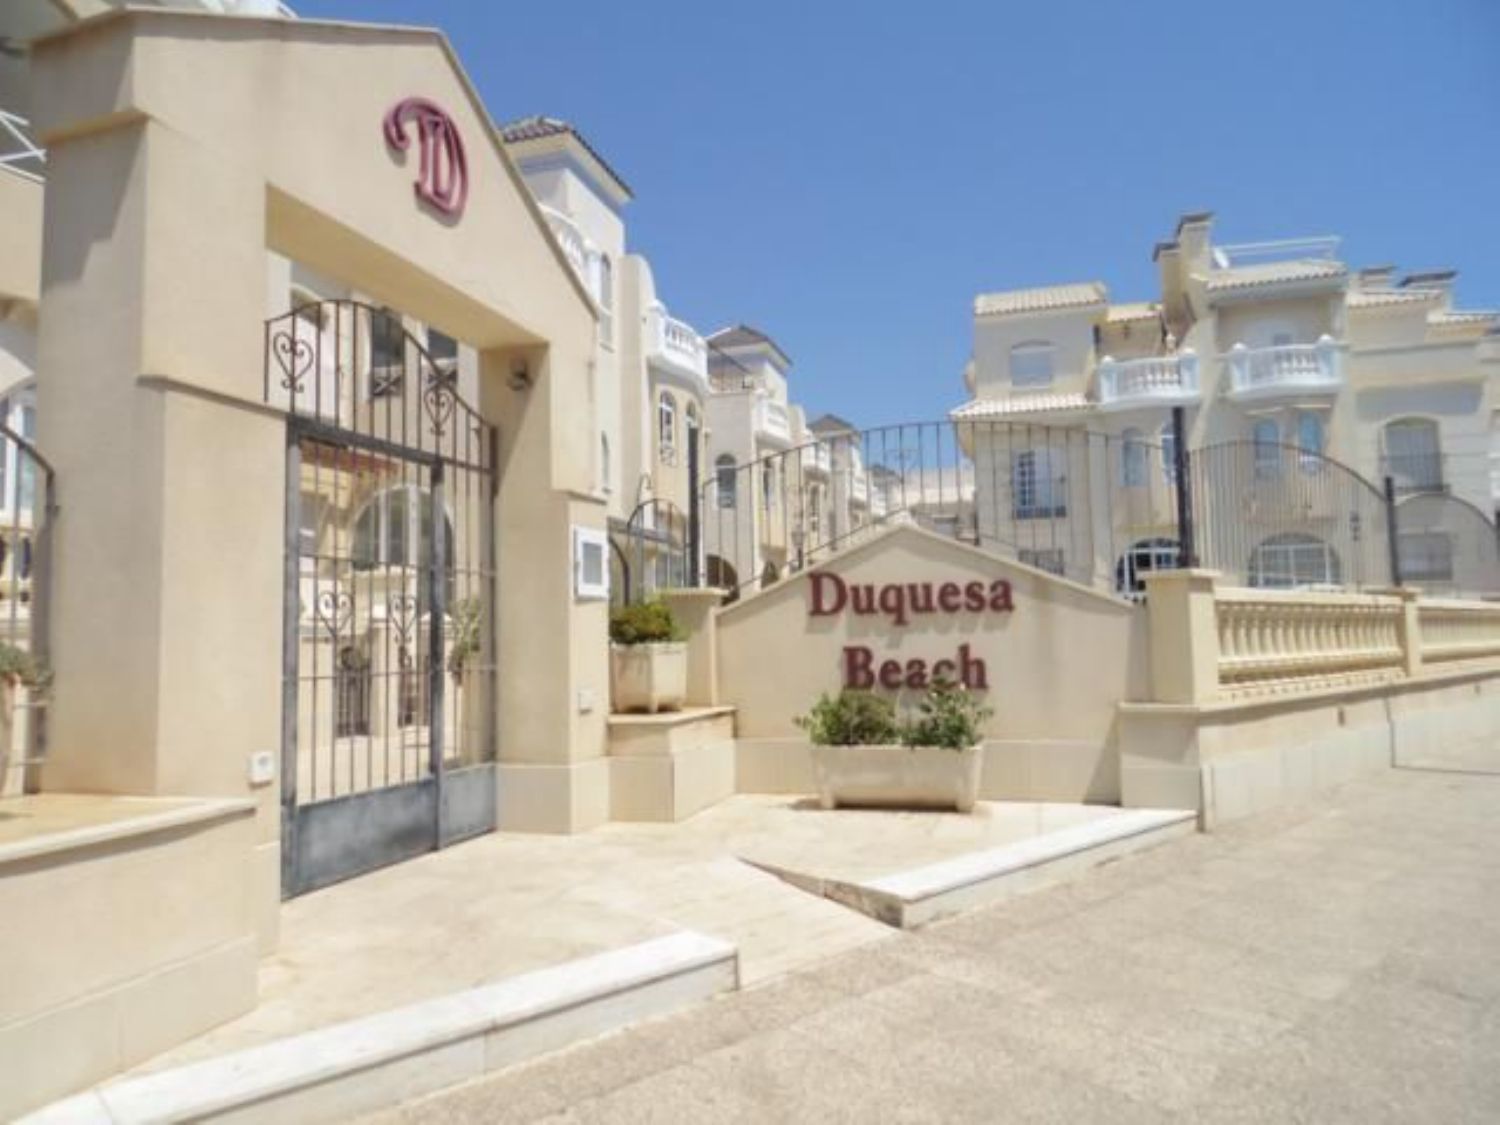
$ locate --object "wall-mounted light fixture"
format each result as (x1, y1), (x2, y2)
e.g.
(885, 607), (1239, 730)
(507, 358), (532, 391)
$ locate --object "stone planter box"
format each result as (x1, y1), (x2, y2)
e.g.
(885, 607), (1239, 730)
(812, 742), (982, 813)
(611, 642), (687, 714)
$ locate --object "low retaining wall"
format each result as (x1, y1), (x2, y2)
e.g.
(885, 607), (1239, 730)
(0, 797), (259, 1120)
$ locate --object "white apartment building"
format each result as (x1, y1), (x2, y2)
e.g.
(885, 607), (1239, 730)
(953, 211), (1500, 594)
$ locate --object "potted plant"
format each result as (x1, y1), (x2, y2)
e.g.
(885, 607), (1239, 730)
(609, 600), (687, 713)
(797, 679), (990, 813)
(0, 642), (48, 795)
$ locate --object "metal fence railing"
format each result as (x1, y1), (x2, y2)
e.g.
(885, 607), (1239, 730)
(690, 415), (1500, 604)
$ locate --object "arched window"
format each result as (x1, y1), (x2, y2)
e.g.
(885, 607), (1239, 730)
(715, 454), (737, 508)
(598, 254), (614, 341)
(351, 485), (456, 608)
(1383, 418), (1442, 492)
(600, 432), (611, 496)
(0, 385), (37, 517)
(1249, 534), (1341, 589)
(1252, 417), (1280, 479)
(657, 392), (677, 464)
(1009, 341), (1055, 388)
(1296, 411), (1324, 474)
(1160, 422), (1178, 484)
(1121, 428), (1147, 487)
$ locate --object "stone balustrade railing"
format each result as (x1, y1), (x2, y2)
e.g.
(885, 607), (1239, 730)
(1416, 600), (1500, 664)
(1145, 570), (1500, 705)
(1215, 589), (1404, 695)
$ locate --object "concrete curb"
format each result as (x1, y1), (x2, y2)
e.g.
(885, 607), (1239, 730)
(756, 808), (1198, 929)
(22, 931), (739, 1125)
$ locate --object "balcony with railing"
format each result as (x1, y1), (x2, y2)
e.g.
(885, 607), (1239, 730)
(1225, 336), (1343, 401)
(755, 398), (791, 445)
(799, 443), (831, 475)
(0, 111), (45, 183)
(1097, 351), (1200, 410)
(846, 462), (870, 506)
(646, 304), (708, 389)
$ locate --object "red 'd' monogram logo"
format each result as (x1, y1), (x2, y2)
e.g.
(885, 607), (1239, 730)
(383, 97), (468, 219)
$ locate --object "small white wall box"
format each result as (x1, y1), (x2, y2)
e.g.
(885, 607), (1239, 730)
(573, 526), (609, 601)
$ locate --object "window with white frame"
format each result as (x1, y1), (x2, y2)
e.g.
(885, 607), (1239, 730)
(0, 386), (37, 517)
(1121, 428), (1147, 487)
(1252, 417), (1281, 479)
(1249, 534), (1341, 589)
(1009, 341), (1055, 388)
(716, 455), (738, 508)
(1160, 422), (1178, 485)
(1382, 418), (1442, 492)
(657, 392), (677, 465)
(1012, 447), (1067, 519)
(1296, 411), (1325, 474)
(1397, 532), (1454, 582)
(1115, 537), (1181, 596)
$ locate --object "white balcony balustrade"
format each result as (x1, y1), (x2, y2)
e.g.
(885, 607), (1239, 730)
(646, 304), (708, 388)
(1097, 351), (1200, 410)
(756, 398), (791, 444)
(799, 443), (832, 475)
(1226, 336), (1343, 400)
(849, 468), (869, 506)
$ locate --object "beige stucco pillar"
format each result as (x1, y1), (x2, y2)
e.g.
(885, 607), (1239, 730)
(34, 110), (282, 950)
(1142, 569), (1221, 705)
(660, 588), (727, 706)
(480, 345), (613, 832)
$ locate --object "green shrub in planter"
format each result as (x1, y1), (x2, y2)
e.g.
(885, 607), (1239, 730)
(0, 642), (49, 695)
(795, 689), (898, 746)
(900, 678), (992, 750)
(609, 600), (684, 646)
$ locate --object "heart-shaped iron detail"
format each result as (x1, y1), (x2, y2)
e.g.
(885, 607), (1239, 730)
(387, 592), (418, 640)
(314, 589), (354, 637)
(272, 330), (316, 392)
(423, 380), (456, 437)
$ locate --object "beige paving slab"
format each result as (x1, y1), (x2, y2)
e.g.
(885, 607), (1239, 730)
(367, 768), (1500, 1124)
(133, 795), (1144, 1077)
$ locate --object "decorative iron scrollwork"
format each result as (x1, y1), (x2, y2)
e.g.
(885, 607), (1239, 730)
(272, 330), (316, 392)
(314, 589), (354, 637)
(423, 373), (456, 437)
(387, 592), (418, 643)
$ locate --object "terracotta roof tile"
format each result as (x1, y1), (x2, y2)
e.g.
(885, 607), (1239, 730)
(974, 283), (1107, 318)
(950, 393), (1092, 419)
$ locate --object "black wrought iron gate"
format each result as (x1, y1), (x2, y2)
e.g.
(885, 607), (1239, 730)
(268, 300), (497, 898)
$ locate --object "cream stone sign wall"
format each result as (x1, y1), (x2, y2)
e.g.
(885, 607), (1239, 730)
(717, 525), (1148, 803)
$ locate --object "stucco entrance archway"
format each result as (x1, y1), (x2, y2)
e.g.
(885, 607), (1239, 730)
(31, 8), (611, 929)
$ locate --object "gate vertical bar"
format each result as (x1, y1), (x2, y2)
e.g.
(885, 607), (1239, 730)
(483, 426), (499, 762)
(687, 434), (701, 586)
(1384, 475), (1403, 586)
(428, 458), (447, 840)
(279, 432), (303, 896)
(1171, 405), (1197, 568)
(23, 460), (56, 795)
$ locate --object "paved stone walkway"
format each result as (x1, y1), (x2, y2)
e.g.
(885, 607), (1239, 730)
(371, 765), (1500, 1123)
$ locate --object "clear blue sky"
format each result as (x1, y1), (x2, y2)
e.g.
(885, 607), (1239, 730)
(299, 0), (1499, 427)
